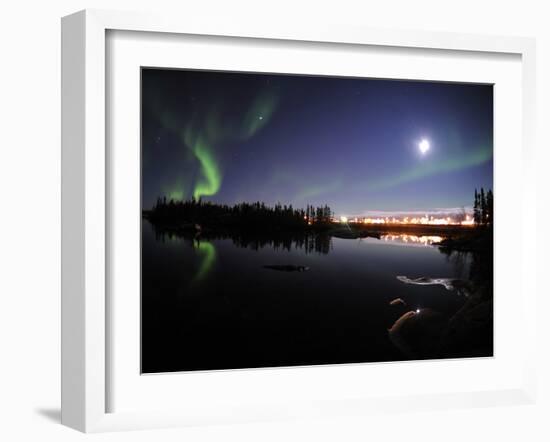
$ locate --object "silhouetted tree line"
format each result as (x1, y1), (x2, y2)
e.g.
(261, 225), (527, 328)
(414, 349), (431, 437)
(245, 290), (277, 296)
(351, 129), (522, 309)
(145, 197), (334, 231)
(473, 188), (493, 226)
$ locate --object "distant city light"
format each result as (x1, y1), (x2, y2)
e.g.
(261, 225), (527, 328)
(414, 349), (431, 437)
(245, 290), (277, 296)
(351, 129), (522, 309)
(416, 309), (421, 314)
(343, 215), (475, 226)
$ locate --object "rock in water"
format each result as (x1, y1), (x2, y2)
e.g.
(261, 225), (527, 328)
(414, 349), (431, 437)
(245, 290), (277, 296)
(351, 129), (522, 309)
(389, 298), (406, 306)
(263, 265), (310, 272)
(388, 308), (447, 359)
(396, 275), (472, 294)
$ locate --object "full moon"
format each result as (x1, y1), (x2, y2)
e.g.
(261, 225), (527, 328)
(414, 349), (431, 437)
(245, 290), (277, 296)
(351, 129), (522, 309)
(418, 139), (430, 155)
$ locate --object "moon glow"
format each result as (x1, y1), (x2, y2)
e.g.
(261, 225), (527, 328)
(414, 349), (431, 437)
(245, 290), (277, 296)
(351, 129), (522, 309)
(418, 139), (430, 155)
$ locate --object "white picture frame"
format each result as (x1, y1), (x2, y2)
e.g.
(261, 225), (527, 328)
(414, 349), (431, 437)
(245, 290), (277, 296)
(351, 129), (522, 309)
(61, 9), (537, 433)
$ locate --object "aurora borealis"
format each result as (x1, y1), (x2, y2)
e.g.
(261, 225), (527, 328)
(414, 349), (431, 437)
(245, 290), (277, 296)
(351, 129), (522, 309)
(142, 69), (493, 216)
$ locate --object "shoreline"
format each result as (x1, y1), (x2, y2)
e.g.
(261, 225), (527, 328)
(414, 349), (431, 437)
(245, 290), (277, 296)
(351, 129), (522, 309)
(144, 214), (491, 253)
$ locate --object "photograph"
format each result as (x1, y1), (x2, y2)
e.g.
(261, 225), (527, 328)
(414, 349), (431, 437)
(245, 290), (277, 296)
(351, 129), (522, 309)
(140, 68), (494, 373)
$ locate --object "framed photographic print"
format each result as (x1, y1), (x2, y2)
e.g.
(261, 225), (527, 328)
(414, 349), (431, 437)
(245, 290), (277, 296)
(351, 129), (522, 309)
(140, 68), (494, 373)
(62, 9), (537, 432)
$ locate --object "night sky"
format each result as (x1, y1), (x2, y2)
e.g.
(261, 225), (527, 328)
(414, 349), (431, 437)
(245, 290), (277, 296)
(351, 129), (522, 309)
(142, 69), (493, 217)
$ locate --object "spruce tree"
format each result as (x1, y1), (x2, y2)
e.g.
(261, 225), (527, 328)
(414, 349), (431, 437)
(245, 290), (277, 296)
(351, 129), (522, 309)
(473, 189), (480, 225)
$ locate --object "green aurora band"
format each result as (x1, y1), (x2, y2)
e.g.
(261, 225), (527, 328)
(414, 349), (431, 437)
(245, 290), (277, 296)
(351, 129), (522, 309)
(294, 179), (342, 202)
(157, 91), (278, 201)
(166, 189), (184, 201)
(365, 144), (493, 191)
(192, 140), (222, 200)
(162, 178), (186, 202)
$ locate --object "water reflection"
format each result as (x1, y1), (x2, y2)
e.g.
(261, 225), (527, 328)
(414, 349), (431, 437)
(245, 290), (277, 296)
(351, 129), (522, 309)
(381, 234), (443, 246)
(150, 224), (450, 257)
(193, 240), (216, 281)
(150, 224), (334, 255)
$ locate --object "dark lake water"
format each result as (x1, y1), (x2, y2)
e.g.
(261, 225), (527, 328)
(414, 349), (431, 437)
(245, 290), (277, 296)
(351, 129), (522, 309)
(141, 221), (474, 373)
